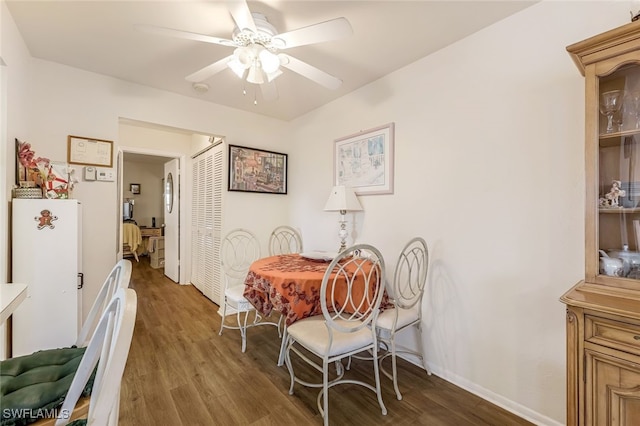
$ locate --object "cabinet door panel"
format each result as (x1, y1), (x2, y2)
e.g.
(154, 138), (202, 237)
(586, 348), (640, 426)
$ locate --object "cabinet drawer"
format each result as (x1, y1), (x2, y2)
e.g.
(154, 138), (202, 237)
(140, 227), (161, 237)
(586, 315), (640, 356)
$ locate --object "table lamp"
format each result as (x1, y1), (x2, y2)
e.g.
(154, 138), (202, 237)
(324, 185), (363, 252)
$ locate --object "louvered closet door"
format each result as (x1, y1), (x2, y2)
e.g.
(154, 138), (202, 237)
(211, 146), (223, 304)
(191, 157), (204, 292)
(190, 143), (223, 305)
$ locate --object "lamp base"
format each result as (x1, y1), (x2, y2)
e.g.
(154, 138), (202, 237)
(337, 210), (348, 252)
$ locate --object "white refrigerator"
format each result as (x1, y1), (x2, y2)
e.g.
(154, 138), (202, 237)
(12, 199), (82, 357)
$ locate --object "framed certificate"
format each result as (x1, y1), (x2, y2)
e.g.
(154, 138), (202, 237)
(67, 135), (113, 167)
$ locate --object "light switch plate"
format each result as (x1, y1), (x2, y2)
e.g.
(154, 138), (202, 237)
(96, 167), (115, 181)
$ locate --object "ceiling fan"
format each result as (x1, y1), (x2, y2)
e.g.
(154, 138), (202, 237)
(136, 0), (353, 101)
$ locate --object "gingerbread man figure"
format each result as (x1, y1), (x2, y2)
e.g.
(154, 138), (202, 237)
(35, 209), (58, 229)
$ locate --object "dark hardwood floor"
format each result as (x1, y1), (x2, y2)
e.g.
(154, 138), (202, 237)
(119, 257), (534, 426)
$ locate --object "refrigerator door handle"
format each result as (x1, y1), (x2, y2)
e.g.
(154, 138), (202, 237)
(78, 272), (84, 290)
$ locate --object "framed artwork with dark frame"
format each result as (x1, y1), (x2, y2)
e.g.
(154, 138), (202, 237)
(228, 144), (288, 194)
(333, 122), (395, 195)
(130, 183), (141, 194)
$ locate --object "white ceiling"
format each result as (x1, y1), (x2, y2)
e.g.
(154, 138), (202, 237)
(6, 1), (536, 121)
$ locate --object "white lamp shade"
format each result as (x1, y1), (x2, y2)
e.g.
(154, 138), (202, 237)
(247, 66), (265, 84)
(259, 49), (280, 74)
(227, 58), (247, 78)
(324, 185), (363, 212)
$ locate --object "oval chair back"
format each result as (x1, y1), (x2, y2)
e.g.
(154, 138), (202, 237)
(268, 225), (303, 255)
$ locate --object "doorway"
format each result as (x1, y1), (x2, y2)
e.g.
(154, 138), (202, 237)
(117, 118), (220, 286)
(120, 150), (181, 282)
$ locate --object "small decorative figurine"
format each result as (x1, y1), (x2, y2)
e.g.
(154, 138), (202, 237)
(604, 180), (626, 207)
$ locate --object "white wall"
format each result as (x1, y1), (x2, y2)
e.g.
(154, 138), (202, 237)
(1, 0), (32, 360)
(123, 159), (164, 228)
(287, 1), (630, 424)
(1, 0), (31, 283)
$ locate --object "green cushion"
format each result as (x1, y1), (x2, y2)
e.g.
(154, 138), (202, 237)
(0, 347), (93, 426)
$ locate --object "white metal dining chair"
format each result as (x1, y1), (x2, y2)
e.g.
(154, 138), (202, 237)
(76, 259), (132, 347)
(1, 287), (137, 426)
(219, 228), (279, 352)
(268, 225), (303, 255)
(268, 225), (302, 352)
(375, 237), (431, 400)
(284, 244), (387, 426)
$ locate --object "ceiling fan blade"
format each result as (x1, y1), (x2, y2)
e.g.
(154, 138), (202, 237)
(225, 0), (257, 33)
(135, 24), (234, 47)
(261, 81), (278, 101)
(273, 17), (353, 49)
(280, 54), (342, 90)
(186, 55), (234, 82)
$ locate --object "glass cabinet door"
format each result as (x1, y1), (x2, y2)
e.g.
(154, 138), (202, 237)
(598, 63), (640, 281)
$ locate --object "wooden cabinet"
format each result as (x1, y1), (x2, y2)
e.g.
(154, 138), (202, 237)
(585, 347), (640, 426)
(562, 21), (640, 426)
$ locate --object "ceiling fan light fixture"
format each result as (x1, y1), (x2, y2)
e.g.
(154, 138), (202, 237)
(234, 46), (253, 67)
(246, 66), (265, 84)
(227, 57), (247, 78)
(259, 49), (280, 74)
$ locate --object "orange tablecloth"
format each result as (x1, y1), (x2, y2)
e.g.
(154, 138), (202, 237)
(243, 254), (390, 326)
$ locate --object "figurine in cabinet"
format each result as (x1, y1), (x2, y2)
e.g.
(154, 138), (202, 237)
(604, 179), (626, 207)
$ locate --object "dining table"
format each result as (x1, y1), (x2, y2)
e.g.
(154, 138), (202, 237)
(243, 253), (392, 365)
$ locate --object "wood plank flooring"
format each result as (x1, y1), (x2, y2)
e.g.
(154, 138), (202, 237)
(119, 257), (534, 426)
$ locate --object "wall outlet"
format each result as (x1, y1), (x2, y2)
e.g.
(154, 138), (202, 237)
(96, 167), (115, 181)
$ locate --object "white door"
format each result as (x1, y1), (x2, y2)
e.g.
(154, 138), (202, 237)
(190, 143), (223, 304)
(164, 159), (180, 282)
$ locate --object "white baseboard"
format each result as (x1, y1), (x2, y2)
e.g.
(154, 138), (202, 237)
(399, 355), (563, 426)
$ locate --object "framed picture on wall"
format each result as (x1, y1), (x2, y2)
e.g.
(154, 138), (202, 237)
(333, 122), (395, 195)
(228, 144), (287, 194)
(67, 135), (114, 167)
(130, 183), (141, 194)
